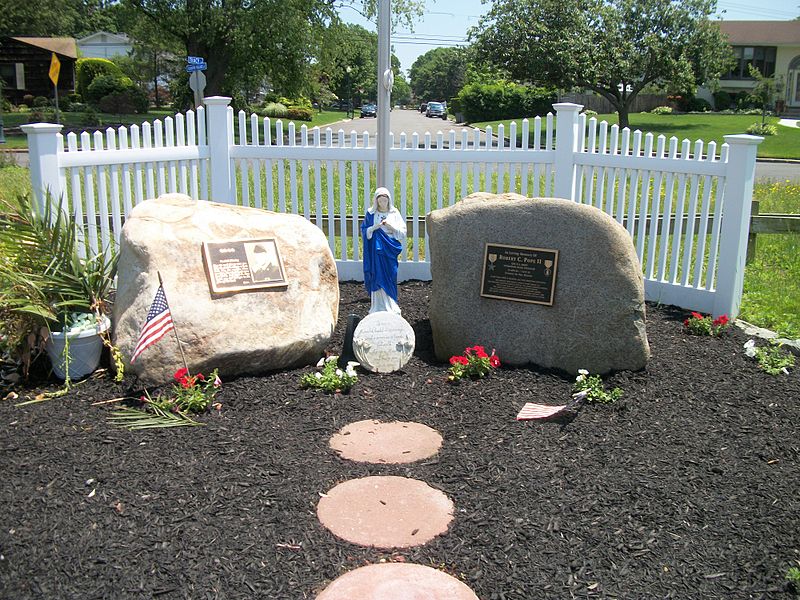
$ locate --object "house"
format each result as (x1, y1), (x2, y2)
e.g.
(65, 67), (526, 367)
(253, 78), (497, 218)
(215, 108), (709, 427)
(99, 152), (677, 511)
(718, 20), (800, 114)
(0, 37), (77, 104)
(77, 31), (132, 59)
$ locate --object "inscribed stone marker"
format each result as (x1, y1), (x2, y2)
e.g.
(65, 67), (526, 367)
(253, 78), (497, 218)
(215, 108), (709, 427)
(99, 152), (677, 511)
(352, 312), (415, 373)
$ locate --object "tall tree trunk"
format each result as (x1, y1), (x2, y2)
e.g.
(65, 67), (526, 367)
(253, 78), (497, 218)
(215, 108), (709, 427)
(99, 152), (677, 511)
(617, 103), (630, 129)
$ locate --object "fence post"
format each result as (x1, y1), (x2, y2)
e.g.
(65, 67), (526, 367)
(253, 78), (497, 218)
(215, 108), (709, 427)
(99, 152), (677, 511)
(712, 134), (763, 319)
(204, 96), (233, 203)
(553, 102), (583, 201)
(21, 123), (63, 214)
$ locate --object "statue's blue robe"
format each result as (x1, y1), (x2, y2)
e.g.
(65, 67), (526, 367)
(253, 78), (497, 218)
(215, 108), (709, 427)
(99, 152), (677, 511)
(361, 211), (402, 302)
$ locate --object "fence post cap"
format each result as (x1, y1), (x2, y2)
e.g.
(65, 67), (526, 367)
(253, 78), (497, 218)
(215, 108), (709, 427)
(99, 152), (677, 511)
(723, 134), (764, 145)
(20, 123), (63, 135)
(552, 102), (584, 113)
(203, 96), (232, 106)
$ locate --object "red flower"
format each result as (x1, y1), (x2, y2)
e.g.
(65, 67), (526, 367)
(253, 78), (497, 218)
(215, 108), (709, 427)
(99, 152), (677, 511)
(683, 319), (689, 327)
(173, 367), (189, 381)
(179, 377), (194, 389)
(196, 373), (206, 382)
(449, 355), (468, 366)
(473, 345), (488, 359)
(489, 355), (500, 368)
(691, 312), (704, 320)
(713, 314), (729, 327)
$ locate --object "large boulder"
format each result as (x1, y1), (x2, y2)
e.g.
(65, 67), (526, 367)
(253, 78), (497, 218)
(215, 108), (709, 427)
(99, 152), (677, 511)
(114, 194), (339, 385)
(426, 194), (649, 375)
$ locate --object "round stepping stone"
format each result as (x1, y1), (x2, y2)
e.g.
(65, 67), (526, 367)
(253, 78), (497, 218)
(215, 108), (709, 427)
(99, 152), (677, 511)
(316, 562), (479, 599)
(317, 476), (453, 549)
(329, 420), (443, 464)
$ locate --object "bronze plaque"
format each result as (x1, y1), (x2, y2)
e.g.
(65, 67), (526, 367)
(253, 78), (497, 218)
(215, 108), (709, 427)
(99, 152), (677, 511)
(202, 238), (287, 294)
(480, 243), (558, 306)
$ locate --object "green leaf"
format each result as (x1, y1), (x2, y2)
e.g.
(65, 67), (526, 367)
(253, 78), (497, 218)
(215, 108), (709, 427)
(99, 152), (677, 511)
(108, 407), (204, 430)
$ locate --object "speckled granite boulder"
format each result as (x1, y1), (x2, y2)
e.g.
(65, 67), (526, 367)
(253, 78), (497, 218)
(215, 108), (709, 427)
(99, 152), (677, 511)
(113, 194), (338, 385)
(426, 193), (649, 374)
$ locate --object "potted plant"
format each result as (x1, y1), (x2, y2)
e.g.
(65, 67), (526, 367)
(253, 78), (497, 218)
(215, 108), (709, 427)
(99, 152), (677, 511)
(0, 194), (117, 381)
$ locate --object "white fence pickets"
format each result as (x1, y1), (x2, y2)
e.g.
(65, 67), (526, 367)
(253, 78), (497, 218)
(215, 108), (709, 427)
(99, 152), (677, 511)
(22, 99), (762, 318)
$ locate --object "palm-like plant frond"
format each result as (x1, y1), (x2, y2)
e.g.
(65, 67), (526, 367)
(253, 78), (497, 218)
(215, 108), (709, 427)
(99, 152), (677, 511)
(108, 407), (204, 430)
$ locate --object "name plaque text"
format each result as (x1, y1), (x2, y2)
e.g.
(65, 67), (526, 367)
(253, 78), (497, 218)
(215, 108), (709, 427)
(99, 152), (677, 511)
(480, 243), (558, 306)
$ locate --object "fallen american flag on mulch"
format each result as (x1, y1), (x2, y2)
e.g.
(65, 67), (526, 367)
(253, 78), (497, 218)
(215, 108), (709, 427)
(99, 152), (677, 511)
(516, 391), (588, 420)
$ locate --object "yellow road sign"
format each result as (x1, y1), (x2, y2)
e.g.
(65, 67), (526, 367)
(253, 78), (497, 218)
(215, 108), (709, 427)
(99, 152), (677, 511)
(49, 53), (61, 86)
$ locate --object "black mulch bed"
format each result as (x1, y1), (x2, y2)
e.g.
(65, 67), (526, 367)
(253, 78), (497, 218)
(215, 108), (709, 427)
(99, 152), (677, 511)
(1, 281), (799, 600)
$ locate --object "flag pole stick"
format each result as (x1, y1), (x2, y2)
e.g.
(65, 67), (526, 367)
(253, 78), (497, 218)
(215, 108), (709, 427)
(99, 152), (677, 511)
(158, 271), (190, 373)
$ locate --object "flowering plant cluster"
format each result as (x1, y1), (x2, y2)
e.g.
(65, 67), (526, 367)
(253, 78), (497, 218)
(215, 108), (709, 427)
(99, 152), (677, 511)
(300, 356), (358, 393)
(150, 367), (222, 413)
(744, 340), (795, 375)
(573, 369), (623, 404)
(448, 345), (500, 382)
(683, 312), (731, 336)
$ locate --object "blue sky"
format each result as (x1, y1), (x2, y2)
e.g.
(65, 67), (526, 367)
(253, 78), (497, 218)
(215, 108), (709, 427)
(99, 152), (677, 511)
(341, 0), (800, 75)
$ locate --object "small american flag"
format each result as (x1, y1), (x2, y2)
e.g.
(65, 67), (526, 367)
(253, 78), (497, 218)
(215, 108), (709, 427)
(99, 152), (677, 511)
(516, 403), (567, 421)
(130, 285), (174, 363)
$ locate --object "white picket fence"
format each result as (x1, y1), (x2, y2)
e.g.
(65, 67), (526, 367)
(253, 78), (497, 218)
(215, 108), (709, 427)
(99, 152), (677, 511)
(24, 97), (762, 318)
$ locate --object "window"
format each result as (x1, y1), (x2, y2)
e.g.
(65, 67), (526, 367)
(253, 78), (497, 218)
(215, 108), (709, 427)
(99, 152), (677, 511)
(724, 46), (777, 79)
(0, 63), (25, 89)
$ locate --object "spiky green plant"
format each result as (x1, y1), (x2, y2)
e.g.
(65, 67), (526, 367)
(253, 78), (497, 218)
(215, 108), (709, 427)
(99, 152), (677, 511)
(0, 193), (117, 376)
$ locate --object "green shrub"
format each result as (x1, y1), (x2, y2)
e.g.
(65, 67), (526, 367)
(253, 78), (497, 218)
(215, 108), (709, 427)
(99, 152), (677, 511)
(454, 81), (556, 123)
(16, 104), (30, 113)
(651, 105), (673, 115)
(32, 96), (49, 108)
(76, 58), (122, 98)
(736, 91), (759, 110)
(58, 95), (71, 111)
(98, 88), (148, 114)
(582, 109), (598, 117)
(0, 96), (11, 112)
(713, 90), (732, 111)
(22, 94), (34, 107)
(746, 122), (778, 136)
(86, 74), (130, 105)
(286, 107), (313, 121)
(67, 92), (82, 104)
(261, 102), (288, 118)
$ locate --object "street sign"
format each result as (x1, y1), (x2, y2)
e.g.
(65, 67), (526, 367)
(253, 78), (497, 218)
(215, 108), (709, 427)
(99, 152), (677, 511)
(49, 53), (61, 86)
(187, 56), (205, 65)
(185, 61), (207, 73)
(188, 70), (206, 107)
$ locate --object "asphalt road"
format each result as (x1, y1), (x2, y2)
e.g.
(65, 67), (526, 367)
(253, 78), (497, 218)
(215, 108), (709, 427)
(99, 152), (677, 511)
(6, 108), (799, 182)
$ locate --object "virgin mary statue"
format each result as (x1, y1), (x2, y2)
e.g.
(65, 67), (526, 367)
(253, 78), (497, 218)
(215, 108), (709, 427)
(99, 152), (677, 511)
(361, 187), (407, 315)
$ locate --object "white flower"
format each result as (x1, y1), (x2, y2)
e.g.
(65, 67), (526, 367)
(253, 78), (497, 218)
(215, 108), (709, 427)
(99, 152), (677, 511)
(347, 361), (360, 369)
(572, 390), (589, 401)
(576, 369), (588, 382)
(345, 366), (357, 377)
(781, 367), (789, 375)
(314, 372), (322, 379)
(578, 369), (589, 376)
(335, 369), (343, 377)
(743, 339), (757, 358)
(316, 357), (326, 368)
(326, 355), (338, 363)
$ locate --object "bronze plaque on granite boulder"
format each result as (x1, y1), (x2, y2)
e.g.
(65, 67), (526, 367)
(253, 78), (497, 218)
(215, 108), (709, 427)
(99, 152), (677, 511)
(203, 238), (286, 293)
(480, 243), (558, 306)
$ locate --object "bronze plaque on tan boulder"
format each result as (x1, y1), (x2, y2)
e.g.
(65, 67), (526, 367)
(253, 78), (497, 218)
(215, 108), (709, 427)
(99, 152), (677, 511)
(202, 238), (286, 293)
(480, 243), (558, 305)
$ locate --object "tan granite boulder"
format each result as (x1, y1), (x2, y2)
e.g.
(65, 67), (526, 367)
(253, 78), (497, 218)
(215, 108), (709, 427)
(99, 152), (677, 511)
(426, 193), (649, 375)
(113, 194), (338, 385)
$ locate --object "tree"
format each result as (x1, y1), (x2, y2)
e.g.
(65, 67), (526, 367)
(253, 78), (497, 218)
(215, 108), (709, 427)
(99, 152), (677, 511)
(409, 47), (467, 101)
(472, 0), (733, 128)
(0, 0), (119, 37)
(121, 0), (422, 107)
(747, 65), (784, 126)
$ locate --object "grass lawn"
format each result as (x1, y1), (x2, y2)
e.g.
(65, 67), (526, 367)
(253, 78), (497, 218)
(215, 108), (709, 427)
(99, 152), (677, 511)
(1, 109), (349, 149)
(473, 113), (800, 160)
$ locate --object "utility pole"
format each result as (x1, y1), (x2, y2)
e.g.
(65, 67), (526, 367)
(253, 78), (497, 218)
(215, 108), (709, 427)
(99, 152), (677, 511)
(376, 0), (392, 187)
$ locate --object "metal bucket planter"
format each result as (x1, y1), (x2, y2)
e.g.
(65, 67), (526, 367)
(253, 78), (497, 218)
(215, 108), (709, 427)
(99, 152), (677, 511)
(45, 316), (111, 380)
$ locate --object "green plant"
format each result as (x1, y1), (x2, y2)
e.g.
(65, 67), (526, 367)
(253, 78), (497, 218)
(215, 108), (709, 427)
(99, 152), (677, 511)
(787, 567), (800, 594)
(747, 122), (778, 136)
(76, 58), (123, 98)
(744, 339), (795, 375)
(0, 194), (117, 377)
(572, 370), (623, 404)
(286, 107), (313, 121)
(712, 90), (732, 111)
(300, 355), (358, 393)
(261, 102), (288, 118)
(109, 367), (221, 430)
(447, 345), (500, 382)
(582, 109), (598, 117)
(683, 312), (731, 336)
(454, 81), (556, 122)
(651, 106), (673, 115)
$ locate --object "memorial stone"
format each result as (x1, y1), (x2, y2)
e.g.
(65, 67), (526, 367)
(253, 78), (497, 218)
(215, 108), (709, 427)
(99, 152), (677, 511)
(352, 312), (415, 373)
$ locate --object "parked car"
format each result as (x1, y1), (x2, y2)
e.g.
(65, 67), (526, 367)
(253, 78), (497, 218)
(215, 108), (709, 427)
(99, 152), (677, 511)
(419, 102), (427, 113)
(360, 103), (377, 118)
(425, 101), (447, 120)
